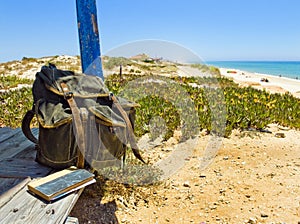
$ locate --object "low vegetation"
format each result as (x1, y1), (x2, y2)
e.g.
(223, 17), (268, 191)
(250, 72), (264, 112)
(106, 70), (300, 138)
(102, 56), (133, 70)
(0, 87), (33, 127)
(0, 57), (299, 141)
(0, 75), (32, 90)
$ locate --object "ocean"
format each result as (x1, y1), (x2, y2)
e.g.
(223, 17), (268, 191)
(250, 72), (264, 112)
(206, 61), (300, 80)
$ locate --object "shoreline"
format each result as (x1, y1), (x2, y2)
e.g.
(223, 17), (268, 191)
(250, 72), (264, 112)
(218, 67), (300, 98)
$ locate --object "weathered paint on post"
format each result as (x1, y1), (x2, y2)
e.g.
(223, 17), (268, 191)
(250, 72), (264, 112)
(76, 0), (104, 79)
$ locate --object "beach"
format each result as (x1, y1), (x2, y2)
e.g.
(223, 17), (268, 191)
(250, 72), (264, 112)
(219, 67), (300, 98)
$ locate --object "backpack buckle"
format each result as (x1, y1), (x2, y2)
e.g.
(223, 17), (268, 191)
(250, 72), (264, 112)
(109, 92), (113, 101)
(64, 91), (74, 99)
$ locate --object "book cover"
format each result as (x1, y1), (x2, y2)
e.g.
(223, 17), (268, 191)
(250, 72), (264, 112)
(27, 167), (95, 201)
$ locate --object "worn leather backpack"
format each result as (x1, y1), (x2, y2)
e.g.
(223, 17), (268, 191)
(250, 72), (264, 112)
(22, 64), (144, 169)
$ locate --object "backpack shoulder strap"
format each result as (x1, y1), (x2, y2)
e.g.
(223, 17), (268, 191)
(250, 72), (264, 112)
(111, 94), (145, 163)
(22, 109), (38, 144)
(61, 82), (85, 168)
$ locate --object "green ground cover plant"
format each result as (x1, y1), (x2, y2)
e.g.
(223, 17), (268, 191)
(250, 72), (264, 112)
(0, 75), (32, 90)
(1, 62), (299, 141)
(0, 87), (33, 127)
(104, 71), (300, 139)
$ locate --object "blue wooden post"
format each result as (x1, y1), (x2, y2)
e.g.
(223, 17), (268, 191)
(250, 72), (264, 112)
(76, 0), (104, 79)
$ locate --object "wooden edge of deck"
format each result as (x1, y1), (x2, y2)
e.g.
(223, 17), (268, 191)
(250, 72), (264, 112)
(65, 216), (79, 224)
(61, 188), (85, 224)
(0, 177), (31, 208)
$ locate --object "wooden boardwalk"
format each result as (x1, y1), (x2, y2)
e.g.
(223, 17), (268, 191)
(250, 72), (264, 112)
(0, 127), (82, 223)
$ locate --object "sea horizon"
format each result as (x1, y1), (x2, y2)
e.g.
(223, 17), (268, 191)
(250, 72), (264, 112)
(206, 61), (300, 80)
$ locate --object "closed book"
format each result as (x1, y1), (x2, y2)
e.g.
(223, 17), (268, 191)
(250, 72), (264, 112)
(27, 167), (95, 201)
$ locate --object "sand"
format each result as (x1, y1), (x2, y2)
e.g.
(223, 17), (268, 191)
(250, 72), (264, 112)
(219, 67), (300, 98)
(72, 124), (300, 223)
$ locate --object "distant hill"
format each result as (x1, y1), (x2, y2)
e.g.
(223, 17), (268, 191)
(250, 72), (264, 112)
(0, 54), (220, 82)
(0, 55), (81, 80)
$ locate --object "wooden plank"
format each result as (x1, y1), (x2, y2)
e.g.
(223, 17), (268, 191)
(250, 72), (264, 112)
(0, 182), (84, 224)
(0, 127), (19, 143)
(0, 177), (30, 196)
(0, 128), (38, 159)
(0, 158), (52, 178)
(13, 144), (36, 160)
(65, 217), (79, 224)
(61, 188), (85, 223)
(0, 177), (31, 207)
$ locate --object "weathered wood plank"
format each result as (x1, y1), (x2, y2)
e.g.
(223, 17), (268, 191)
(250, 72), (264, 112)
(65, 216), (79, 224)
(13, 144), (36, 160)
(0, 127), (19, 143)
(61, 188), (84, 223)
(0, 177), (31, 207)
(0, 158), (52, 178)
(0, 128), (38, 159)
(0, 183), (84, 224)
(0, 177), (29, 196)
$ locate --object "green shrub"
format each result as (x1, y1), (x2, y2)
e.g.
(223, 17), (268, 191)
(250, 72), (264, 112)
(103, 57), (132, 70)
(0, 76), (33, 90)
(0, 87), (34, 128)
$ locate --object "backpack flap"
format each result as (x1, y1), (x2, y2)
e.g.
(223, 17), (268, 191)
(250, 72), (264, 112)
(36, 99), (72, 128)
(88, 104), (128, 168)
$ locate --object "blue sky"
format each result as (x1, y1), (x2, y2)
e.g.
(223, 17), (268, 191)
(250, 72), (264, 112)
(0, 0), (299, 63)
